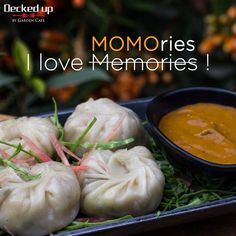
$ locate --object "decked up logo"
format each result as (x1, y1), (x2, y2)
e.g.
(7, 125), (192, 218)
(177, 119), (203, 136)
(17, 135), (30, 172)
(3, 2), (53, 23)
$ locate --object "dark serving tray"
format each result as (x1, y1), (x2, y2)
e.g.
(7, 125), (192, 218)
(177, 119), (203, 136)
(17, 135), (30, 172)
(44, 97), (236, 236)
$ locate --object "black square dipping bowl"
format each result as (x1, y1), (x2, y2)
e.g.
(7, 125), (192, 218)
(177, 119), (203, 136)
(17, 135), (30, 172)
(146, 87), (236, 177)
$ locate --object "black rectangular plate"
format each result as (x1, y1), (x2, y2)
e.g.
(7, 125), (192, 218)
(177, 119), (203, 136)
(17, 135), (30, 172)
(48, 97), (236, 236)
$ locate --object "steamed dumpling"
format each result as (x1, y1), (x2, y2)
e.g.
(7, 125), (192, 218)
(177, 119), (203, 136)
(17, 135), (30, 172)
(0, 117), (58, 161)
(64, 98), (147, 154)
(78, 146), (165, 217)
(0, 161), (80, 236)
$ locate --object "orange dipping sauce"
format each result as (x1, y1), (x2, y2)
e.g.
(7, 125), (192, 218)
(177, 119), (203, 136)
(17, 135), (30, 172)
(159, 103), (236, 165)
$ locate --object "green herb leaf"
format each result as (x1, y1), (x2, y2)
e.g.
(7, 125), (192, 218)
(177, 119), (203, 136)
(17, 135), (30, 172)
(46, 68), (112, 89)
(30, 77), (46, 98)
(12, 39), (32, 80)
(0, 72), (18, 87)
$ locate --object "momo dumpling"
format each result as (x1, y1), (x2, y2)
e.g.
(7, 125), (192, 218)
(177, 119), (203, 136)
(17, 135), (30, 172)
(64, 98), (147, 154)
(0, 117), (58, 162)
(78, 146), (165, 217)
(0, 161), (80, 236)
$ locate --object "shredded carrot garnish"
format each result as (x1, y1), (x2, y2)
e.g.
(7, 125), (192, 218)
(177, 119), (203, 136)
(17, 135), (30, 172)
(50, 134), (70, 166)
(84, 157), (108, 172)
(0, 149), (10, 159)
(72, 165), (89, 172)
(50, 134), (90, 173)
(0, 148), (35, 165)
(61, 145), (82, 163)
(82, 150), (109, 172)
(13, 157), (35, 165)
(104, 115), (125, 142)
(21, 135), (52, 162)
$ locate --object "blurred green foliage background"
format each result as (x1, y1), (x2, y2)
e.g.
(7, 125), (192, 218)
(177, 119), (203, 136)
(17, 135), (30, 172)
(0, 0), (236, 115)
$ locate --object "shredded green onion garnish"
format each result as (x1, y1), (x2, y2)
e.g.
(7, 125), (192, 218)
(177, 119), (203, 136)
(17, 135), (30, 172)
(61, 215), (132, 231)
(8, 143), (22, 160)
(50, 98), (65, 141)
(63, 138), (134, 150)
(0, 157), (40, 181)
(0, 140), (41, 163)
(0, 141), (41, 181)
(70, 117), (97, 152)
(82, 138), (134, 150)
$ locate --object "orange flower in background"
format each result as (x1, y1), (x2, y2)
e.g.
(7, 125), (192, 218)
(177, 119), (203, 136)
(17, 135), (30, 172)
(41, 30), (68, 44)
(99, 70), (146, 101)
(147, 71), (159, 84)
(198, 34), (226, 54)
(48, 85), (77, 103)
(232, 23), (236, 35)
(223, 37), (236, 53)
(200, 4), (236, 60)
(44, 0), (65, 9)
(198, 38), (215, 54)
(39, 30), (68, 53)
(162, 72), (173, 84)
(98, 67), (173, 101)
(227, 5), (236, 19)
(73, 0), (86, 8)
(1, 55), (16, 70)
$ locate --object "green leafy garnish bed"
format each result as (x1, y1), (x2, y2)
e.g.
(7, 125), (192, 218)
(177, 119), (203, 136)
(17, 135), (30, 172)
(150, 139), (236, 212)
